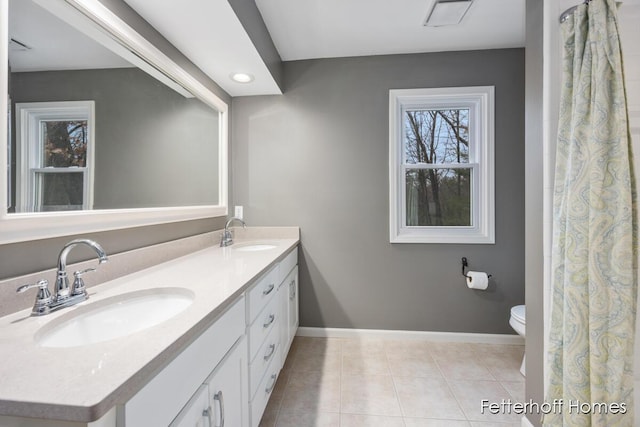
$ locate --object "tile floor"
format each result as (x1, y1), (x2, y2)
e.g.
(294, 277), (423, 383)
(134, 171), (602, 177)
(259, 337), (525, 427)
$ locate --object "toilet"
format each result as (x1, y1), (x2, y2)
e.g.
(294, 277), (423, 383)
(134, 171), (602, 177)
(509, 304), (526, 376)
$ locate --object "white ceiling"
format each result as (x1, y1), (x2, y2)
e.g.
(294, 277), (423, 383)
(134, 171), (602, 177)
(255, 0), (526, 61)
(8, 0), (638, 99)
(8, 0), (129, 72)
(123, 0), (282, 96)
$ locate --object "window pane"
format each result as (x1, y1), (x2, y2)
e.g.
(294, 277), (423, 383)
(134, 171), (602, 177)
(404, 109), (469, 165)
(405, 168), (471, 226)
(35, 172), (84, 212)
(41, 120), (88, 167)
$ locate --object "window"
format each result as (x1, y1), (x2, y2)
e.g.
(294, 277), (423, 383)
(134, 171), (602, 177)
(16, 101), (95, 212)
(389, 86), (494, 243)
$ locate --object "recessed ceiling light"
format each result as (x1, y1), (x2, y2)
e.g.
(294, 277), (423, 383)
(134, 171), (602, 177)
(230, 72), (254, 83)
(424, 0), (474, 27)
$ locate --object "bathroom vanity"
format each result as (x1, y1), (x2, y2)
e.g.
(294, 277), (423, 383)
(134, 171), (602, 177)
(0, 228), (299, 427)
(0, 0), (299, 424)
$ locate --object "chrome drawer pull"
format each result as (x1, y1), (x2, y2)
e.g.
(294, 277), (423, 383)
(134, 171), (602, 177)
(263, 314), (275, 328)
(214, 390), (225, 427)
(264, 343), (276, 361)
(289, 280), (296, 299)
(263, 283), (275, 295)
(265, 373), (277, 394)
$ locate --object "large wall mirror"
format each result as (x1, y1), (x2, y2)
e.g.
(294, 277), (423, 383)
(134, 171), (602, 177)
(0, 0), (228, 244)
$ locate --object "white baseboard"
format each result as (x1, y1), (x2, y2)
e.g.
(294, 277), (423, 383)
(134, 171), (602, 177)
(296, 327), (524, 345)
(521, 415), (535, 427)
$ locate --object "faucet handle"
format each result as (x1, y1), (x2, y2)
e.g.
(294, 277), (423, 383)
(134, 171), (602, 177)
(17, 279), (50, 294)
(74, 268), (96, 277)
(16, 280), (53, 315)
(71, 268), (95, 297)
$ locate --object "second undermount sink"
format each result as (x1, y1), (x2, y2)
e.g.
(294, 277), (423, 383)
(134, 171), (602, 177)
(35, 287), (194, 348)
(232, 243), (277, 252)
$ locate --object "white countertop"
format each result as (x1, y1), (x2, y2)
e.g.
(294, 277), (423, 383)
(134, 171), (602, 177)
(0, 229), (299, 422)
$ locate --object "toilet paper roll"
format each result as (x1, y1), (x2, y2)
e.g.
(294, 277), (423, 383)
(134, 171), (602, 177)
(466, 271), (489, 290)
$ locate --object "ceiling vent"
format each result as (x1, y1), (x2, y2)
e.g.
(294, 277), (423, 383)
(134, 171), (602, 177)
(424, 0), (474, 27)
(9, 38), (32, 51)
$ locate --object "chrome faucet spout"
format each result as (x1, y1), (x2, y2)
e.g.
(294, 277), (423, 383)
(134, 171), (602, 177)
(224, 217), (246, 230)
(220, 217), (246, 247)
(55, 239), (109, 300)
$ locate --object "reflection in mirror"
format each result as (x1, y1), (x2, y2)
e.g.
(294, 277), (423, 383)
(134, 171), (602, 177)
(7, 0), (220, 213)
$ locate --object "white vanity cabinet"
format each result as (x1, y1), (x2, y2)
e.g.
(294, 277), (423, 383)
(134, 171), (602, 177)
(169, 385), (209, 427)
(277, 256), (298, 369)
(0, 242), (300, 427)
(168, 336), (248, 427)
(123, 297), (247, 427)
(245, 265), (281, 427)
(203, 337), (248, 427)
(282, 265), (299, 363)
(246, 247), (298, 427)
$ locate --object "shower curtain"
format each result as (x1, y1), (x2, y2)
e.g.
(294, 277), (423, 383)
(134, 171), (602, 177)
(544, 0), (637, 426)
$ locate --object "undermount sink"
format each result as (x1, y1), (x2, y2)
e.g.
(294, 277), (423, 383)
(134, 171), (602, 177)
(35, 288), (194, 348)
(232, 243), (277, 252)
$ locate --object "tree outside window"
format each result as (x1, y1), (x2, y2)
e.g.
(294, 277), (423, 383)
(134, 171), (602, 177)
(404, 108), (471, 227)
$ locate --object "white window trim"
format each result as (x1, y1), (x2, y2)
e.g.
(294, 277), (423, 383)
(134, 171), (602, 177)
(16, 101), (95, 212)
(389, 86), (495, 244)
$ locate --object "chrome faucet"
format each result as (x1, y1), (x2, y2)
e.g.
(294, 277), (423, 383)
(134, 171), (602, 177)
(220, 217), (246, 247)
(17, 239), (108, 316)
(54, 239), (108, 300)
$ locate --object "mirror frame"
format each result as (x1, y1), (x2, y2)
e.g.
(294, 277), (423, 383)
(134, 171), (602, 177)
(0, 0), (228, 244)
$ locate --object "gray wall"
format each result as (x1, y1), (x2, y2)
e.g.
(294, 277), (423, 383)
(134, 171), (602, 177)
(11, 68), (219, 209)
(525, 0), (545, 424)
(231, 49), (525, 333)
(0, 0), (228, 282)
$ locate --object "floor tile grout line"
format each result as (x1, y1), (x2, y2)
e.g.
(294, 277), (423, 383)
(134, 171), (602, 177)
(385, 345), (407, 420)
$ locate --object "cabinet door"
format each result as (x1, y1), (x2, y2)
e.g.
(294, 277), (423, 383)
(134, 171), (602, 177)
(169, 385), (209, 427)
(278, 266), (298, 367)
(277, 275), (288, 369)
(206, 337), (249, 427)
(287, 266), (299, 349)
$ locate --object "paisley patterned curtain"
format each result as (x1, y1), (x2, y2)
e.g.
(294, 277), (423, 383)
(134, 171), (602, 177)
(544, 0), (637, 426)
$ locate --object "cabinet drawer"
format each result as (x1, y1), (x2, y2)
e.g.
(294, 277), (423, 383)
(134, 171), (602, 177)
(124, 297), (245, 427)
(277, 249), (298, 285)
(249, 320), (279, 400)
(247, 266), (279, 325)
(250, 355), (280, 427)
(248, 294), (280, 363)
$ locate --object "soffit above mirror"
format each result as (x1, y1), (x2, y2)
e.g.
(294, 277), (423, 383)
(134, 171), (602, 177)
(124, 0), (283, 97)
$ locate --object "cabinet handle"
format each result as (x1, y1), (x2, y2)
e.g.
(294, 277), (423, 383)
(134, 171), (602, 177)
(289, 280), (296, 299)
(214, 390), (225, 427)
(202, 406), (213, 425)
(264, 343), (276, 361)
(263, 283), (275, 295)
(263, 313), (275, 328)
(265, 373), (277, 394)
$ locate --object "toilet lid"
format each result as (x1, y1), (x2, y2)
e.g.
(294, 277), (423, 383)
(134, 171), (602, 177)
(511, 305), (525, 323)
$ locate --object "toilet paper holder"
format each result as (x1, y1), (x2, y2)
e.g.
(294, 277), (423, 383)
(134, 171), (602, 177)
(461, 257), (492, 279)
